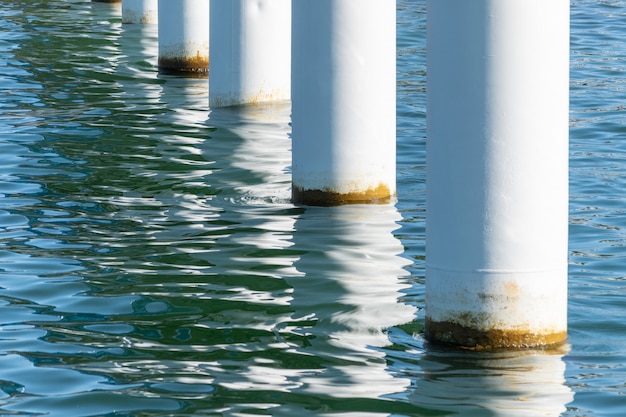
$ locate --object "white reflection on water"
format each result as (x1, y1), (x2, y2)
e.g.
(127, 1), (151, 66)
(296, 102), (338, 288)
(409, 346), (574, 416)
(203, 102), (298, 278)
(207, 101), (293, 205)
(285, 204), (416, 401)
(210, 202), (419, 416)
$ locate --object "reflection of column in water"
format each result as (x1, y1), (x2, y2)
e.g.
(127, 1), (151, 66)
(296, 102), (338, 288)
(207, 102), (292, 204)
(197, 102), (297, 278)
(89, 0), (122, 34)
(115, 21), (163, 122)
(172, 104), (303, 408)
(157, 77), (209, 126)
(92, 0), (122, 17)
(410, 347), (574, 416)
(118, 21), (159, 77)
(285, 204), (416, 398)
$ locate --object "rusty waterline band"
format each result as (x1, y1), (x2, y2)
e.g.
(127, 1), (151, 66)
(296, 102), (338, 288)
(158, 55), (209, 76)
(424, 318), (568, 351)
(292, 184), (394, 207)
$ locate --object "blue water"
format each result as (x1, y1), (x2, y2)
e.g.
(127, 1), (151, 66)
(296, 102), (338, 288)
(0, 0), (623, 416)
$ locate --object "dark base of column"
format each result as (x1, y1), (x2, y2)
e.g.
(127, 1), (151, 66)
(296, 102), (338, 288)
(424, 317), (568, 350)
(158, 57), (209, 78)
(292, 184), (393, 206)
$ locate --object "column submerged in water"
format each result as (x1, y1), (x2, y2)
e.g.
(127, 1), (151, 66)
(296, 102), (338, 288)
(209, 0), (291, 108)
(425, 0), (570, 349)
(157, 0), (209, 75)
(122, 0), (158, 24)
(291, 0), (396, 206)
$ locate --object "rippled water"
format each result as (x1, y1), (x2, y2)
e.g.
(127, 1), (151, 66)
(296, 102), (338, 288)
(0, 0), (624, 416)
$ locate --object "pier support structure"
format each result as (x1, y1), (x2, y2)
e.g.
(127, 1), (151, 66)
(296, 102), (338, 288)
(425, 0), (570, 349)
(157, 0), (209, 75)
(291, 0), (396, 205)
(209, 0), (291, 108)
(122, 0), (158, 24)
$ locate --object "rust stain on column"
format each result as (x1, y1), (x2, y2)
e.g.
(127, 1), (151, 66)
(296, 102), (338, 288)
(425, 318), (568, 350)
(292, 183), (393, 206)
(158, 52), (209, 77)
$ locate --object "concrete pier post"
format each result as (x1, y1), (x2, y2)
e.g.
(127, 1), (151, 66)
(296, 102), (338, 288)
(291, 0), (396, 206)
(209, 0), (291, 108)
(157, 0), (209, 75)
(122, 0), (158, 24)
(425, 0), (570, 349)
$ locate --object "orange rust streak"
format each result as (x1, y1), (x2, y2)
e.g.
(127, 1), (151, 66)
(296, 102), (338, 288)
(425, 318), (568, 350)
(292, 183), (393, 206)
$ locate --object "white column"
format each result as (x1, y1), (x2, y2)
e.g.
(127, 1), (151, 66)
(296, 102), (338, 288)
(425, 0), (570, 349)
(209, 0), (291, 108)
(122, 0), (158, 24)
(157, 0), (209, 75)
(291, 0), (396, 205)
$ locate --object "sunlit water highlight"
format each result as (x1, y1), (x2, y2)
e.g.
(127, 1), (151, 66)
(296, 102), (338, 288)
(0, 0), (623, 416)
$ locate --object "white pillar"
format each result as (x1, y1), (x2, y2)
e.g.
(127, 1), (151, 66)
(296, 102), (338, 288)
(122, 0), (158, 24)
(157, 0), (209, 75)
(291, 0), (396, 205)
(209, 0), (291, 108)
(425, 0), (570, 349)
